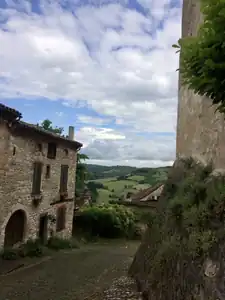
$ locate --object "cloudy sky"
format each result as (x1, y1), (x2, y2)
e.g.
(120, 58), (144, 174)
(0, 0), (182, 167)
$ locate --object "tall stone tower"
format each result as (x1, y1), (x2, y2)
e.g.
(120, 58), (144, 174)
(176, 0), (225, 170)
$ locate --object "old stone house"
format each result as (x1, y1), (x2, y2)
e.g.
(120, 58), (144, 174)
(0, 103), (82, 248)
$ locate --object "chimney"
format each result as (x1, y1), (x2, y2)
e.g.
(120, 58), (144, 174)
(68, 126), (74, 140)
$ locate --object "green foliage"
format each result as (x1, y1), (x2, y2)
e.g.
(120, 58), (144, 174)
(1, 248), (19, 260)
(18, 239), (45, 257)
(47, 237), (79, 250)
(1, 239), (45, 260)
(76, 153), (90, 197)
(86, 164), (170, 182)
(74, 204), (137, 239)
(38, 119), (64, 135)
(176, 0), (225, 114)
(129, 159), (225, 299)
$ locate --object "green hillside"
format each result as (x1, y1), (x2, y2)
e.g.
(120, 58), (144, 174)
(85, 164), (171, 204)
(85, 164), (137, 180)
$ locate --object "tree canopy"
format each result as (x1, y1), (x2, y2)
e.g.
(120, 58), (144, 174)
(39, 119), (64, 135)
(174, 0), (225, 114)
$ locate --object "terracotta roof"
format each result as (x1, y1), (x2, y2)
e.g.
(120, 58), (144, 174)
(0, 103), (22, 121)
(17, 121), (82, 150)
(131, 183), (164, 201)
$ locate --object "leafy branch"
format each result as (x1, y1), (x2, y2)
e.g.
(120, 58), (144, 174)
(174, 0), (225, 114)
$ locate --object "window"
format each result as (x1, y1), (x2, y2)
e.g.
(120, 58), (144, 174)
(56, 206), (66, 232)
(37, 143), (42, 152)
(60, 165), (69, 193)
(46, 165), (51, 179)
(47, 143), (57, 159)
(32, 162), (43, 195)
(13, 146), (16, 156)
(64, 149), (68, 156)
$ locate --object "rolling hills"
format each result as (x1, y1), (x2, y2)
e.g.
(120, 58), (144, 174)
(85, 164), (171, 203)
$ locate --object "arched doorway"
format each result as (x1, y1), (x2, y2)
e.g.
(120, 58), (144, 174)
(4, 210), (26, 247)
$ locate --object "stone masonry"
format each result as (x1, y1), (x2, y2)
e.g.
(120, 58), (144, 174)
(0, 103), (82, 248)
(176, 0), (225, 170)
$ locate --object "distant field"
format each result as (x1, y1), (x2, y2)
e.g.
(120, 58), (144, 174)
(127, 175), (145, 181)
(94, 177), (151, 204)
(97, 188), (112, 203)
(103, 180), (137, 193)
(88, 165), (170, 204)
(135, 183), (151, 190)
(89, 177), (117, 183)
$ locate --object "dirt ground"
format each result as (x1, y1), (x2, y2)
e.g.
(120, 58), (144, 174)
(0, 240), (139, 300)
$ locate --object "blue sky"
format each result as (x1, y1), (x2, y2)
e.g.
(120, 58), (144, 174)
(0, 0), (181, 167)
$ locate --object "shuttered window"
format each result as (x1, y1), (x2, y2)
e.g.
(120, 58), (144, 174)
(60, 165), (69, 193)
(32, 162), (43, 194)
(56, 206), (66, 232)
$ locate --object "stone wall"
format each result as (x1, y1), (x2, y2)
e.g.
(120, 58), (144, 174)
(176, 0), (225, 170)
(0, 122), (77, 247)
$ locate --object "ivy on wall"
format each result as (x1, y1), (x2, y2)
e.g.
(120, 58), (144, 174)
(173, 0), (225, 114)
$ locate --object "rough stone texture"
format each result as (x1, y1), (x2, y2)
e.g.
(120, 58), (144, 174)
(0, 120), (78, 248)
(176, 0), (225, 169)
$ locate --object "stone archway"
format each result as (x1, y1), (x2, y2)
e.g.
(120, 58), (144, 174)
(4, 209), (26, 247)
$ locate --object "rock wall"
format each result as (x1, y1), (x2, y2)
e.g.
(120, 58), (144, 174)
(176, 0), (225, 170)
(0, 121), (77, 247)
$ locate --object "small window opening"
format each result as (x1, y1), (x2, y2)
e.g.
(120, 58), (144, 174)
(60, 165), (69, 194)
(64, 149), (68, 156)
(37, 143), (42, 152)
(13, 146), (16, 156)
(32, 162), (43, 195)
(46, 165), (51, 179)
(56, 206), (66, 232)
(47, 143), (57, 159)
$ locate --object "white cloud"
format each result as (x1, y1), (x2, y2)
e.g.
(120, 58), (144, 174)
(0, 0), (181, 167)
(56, 111), (64, 117)
(77, 115), (112, 126)
(76, 126), (175, 167)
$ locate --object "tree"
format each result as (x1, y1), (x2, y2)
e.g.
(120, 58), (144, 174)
(173, 0), (225, 114)
(38, 119), (64, 135)
(76, 153), (89, 196)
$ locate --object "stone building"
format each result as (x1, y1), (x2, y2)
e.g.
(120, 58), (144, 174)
(176, 0), (225, 170)
(0, 103), (82, 248)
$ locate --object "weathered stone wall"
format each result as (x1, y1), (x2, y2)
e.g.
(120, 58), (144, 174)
(0, 122), (77, 247)
(176, 0), (225, 169)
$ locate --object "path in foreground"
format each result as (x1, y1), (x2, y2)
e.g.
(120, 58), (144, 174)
(0, 241), (141, 300)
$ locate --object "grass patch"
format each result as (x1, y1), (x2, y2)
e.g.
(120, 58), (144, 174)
(135, 183), (151, 190)
(103, 180), (137, 192)
(97, 188), (112, 203)
(127, 175), (145, 181)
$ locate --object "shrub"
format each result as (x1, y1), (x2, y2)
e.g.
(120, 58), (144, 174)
(47, 237), (79, 251)
(129, 159), (225, 300)
(18, 239), (45, 257)
(1, 248), (19, 260)
(74, 204), (136, 238)
(1, 239), (45, 260)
